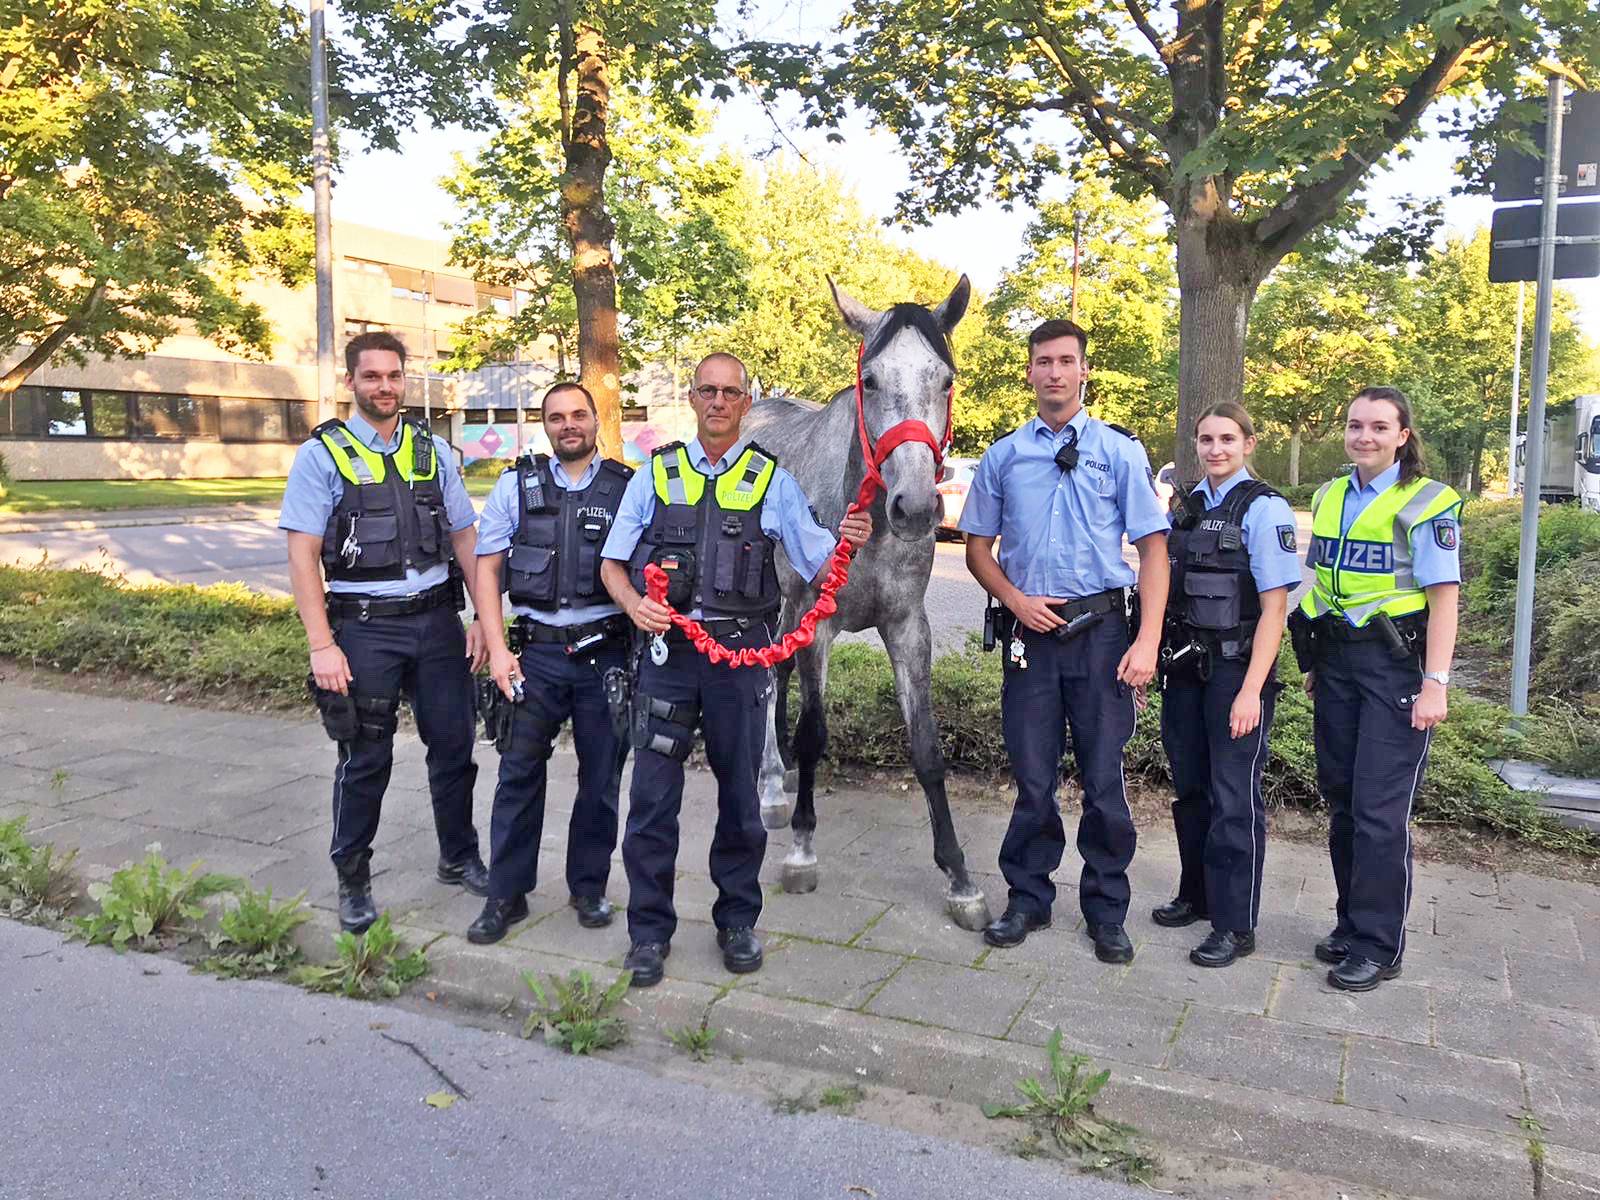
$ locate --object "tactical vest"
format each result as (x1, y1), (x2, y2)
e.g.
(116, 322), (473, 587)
(627, 441), (783, 619)
(1168, 478), (1280, 656)
(1300, 472), (1461, 627)
(316, 419), (451, 584)
(504, 453), (633, 611)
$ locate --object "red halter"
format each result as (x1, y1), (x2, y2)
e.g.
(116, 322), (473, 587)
(643, 342), (953, 668)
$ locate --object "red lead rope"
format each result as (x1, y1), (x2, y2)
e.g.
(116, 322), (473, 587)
(642, 343), (954, 669)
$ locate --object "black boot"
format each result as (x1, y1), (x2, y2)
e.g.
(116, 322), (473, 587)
(335, 857), (378, 935)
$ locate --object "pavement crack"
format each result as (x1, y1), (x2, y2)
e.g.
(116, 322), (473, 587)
(378, 1032), (472, 1100)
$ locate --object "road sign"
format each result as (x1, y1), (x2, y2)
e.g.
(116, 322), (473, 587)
(1489, 200), (1600, 282)
(1490, 90), (1600, 203)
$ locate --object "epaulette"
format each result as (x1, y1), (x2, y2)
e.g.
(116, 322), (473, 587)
(651, 440), (686, 458)
(310, 417), (346, 439)
(597, 456), (635, 480)
(744, 439), (780, 466)
(1102, 422), (1140, 441)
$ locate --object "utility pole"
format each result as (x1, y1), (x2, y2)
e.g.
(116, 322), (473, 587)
(1508, 279), (1524, 498)
(310, 0), (336, 422)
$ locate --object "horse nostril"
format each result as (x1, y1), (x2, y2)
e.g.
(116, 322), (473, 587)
(889, 495), (911, 524)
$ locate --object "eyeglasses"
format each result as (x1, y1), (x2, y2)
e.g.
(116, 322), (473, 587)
(694, 385), (745, 402)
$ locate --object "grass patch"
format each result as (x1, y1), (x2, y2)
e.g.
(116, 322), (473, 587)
(983, 1030), (1157, 1183)
(0, 477), (289, 515)
(294, 913), (430, 998)
(819, 1083), (867, 1114)
(72, 845), (243, 950)
(0, 816), (78, 922)
(198, 886), (311, 978)
(521, 969), (631, 1054)
(666, 1020), (719, 1062)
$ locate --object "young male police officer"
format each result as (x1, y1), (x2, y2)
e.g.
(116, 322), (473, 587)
(465, 382), (634, 944)
(281, 331), (489, 934)
(599, 352), (872, 988)
(960, 319), (1170, 964)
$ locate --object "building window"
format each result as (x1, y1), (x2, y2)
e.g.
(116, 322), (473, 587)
(344, 318), (387, 341)
(90, 392), (131, 438)
(132, 394), (220, 439)
(344, 257), (388, 277)
(2, 387), (311, 442)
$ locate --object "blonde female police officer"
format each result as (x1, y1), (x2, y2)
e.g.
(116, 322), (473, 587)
(1293, 386), (1460, 993)
(1154, 402), (1300, 968)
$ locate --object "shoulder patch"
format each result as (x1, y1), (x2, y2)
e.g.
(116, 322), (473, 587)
(1277, 525), (1298, 554)
(1432, 518), (1458, 550)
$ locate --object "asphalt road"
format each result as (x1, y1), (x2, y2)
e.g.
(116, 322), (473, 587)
(0, 920), (1146, 1200)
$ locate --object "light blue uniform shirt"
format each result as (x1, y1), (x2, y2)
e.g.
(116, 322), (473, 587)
(601, 436), (839, 618)
(477, 456), (621, 627)
(1195, 468), (1303, 594)
(1311, 462), (1463, 594)
(278, 410), (477, 597)
(957, 410), (1169, 598)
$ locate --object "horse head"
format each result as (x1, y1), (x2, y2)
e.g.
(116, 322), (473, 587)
(829, 275), (971, 541)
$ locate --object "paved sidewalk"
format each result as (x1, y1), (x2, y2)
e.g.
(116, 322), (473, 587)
(2, 681), (1597, 1199)
(0, 502), (278, 535)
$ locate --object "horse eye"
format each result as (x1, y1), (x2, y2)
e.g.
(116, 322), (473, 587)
(862, 373), (878, 391)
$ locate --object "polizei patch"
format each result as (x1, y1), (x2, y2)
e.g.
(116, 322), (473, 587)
(1433, 519), (1458, 550)
(1277, 525), (1297, 553)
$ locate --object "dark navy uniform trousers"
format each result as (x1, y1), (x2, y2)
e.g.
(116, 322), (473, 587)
(1314, 637), (1432, 967)
(1000, 614), (1138, 925)
(1159, 657), (1277, 932)
(487, 640), (625, 901)
(330, 605), (480, 871)
(623, 624), (771, 944)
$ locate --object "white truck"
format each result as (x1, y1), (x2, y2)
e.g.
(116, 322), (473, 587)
(1515, 394), (1600, 511)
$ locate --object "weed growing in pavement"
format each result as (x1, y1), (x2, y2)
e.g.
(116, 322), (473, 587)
(49, 768), (68, 791)
(294, 914), (429, 998)
(770, 1090), (819, 1115)
(1513, 1112), (1547, 1185)
(666, 1020), (718, 1062)
(521, 969), (631, 1054)
(0, 816), (78, 921)
(198, 886), (311, 978)
(819, 1083), (866, 1114)
(983, 1030), (1157, 1184)
(71, 845), (242, 950)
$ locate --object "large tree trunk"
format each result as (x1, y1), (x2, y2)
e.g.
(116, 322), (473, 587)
(0, 279), (109, 395)
(560, 25), (622, 461)
(1173, 217), (1260, 483)
(1288, 427), (1303, 487)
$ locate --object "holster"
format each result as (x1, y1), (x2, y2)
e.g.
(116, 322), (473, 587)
(308, 675), (358, 742)
(603, 666), (633, 743)
(631, 694), (700, 762)
(1287, 608), (1317, 672)
(475, 677), (517, 752)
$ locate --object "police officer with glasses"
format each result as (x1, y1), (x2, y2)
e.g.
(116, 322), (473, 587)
(599, 352), (872, 988)
(960, 318), (1170, 964)
(281, 331), (489, 934)
(1154, 402), (1300, 968)
(465, 382), (635, 945)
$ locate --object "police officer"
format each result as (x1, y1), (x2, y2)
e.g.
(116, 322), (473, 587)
(464, 382), (634, 944)
(1154, 402), (1300, 968)
(599, 352), (872, 988)
(281, 331), (488, 934)
(1296, 386), (1460, 993)
(960, 319), (1169, 964)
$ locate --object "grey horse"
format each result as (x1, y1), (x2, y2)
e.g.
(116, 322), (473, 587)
(744, 276), (993, 932)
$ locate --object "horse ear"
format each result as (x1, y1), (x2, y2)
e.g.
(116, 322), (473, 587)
(828, 277), (882, 338)
(933, 275), (971, 334)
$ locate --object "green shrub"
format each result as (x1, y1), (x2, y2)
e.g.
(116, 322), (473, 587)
(72, 846), (244, 950)
(462, 457), (515, 479)
(522, 969), (631, 1054)
(0, 816), (78, 921)
(199, 886), (312, 978)
(294, 913), (430, 998)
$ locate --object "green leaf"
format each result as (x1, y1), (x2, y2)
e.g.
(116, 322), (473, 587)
(131, 913), (154, 938)
(424, 1091), (458, 1109)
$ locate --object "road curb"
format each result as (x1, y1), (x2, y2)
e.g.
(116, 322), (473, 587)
(0, 505), (274, 534)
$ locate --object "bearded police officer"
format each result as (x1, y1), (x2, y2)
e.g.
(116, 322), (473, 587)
(960, 319), (1170, 964)
(465, 382), (634, 944)
(282, 331), (489, 934)
(599, 352), (872, 988)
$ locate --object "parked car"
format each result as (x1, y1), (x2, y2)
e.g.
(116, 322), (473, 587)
(936, 457), (980, 539)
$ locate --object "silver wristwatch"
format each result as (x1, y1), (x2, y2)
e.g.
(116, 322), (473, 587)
(1422, 670), (1450, 687)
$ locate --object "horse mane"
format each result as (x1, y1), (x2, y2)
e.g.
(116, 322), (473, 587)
(863, 302), (954, 369)
(759, 393), (825, 414)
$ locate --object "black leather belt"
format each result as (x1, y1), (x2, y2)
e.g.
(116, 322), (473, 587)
(1317, 612), (1426, 642)
(664, 615), (773, 644)
(514, 615), (630, 645)
(1005, 587), (1124, 627)
(326, 581), (455, 621)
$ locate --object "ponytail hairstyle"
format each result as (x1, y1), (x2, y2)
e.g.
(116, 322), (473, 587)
(1194, 400), (1256, 441)
(1351, 385), (1427, 486)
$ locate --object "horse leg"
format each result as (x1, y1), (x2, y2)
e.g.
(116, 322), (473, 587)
(758, 657), (795, 830)
(782, 625), (837, 894)
(880, 610), (992, 931)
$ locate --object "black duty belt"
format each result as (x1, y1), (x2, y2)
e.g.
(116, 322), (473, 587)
(1317, 612), (1426, 643)
(1007, 587), (1124, 626)
(326, 581), (455, 621)
(514, 614), (631, 646)
(664, 615), (773, 645)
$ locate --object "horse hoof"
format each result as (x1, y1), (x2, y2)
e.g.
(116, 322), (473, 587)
(783, 767), (799, 794)
(760, 800), (792, 831)
(946, 890), (992, 932)
(782, 861), (819, 894)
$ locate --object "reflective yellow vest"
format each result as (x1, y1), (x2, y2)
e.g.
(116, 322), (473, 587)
(317, 420), (437, 487)
(1300, 473), (1460, 627)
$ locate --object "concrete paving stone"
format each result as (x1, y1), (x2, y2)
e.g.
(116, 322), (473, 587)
(0, 798), (70, 830)
(1507, 948), (1600, 1016)
(1114, 947), (1279, 1015)
(34, 815), (152, 857)
(1256, 906), (1410, 965)
(978, 924), (1137, 986)
(1525, 1062), (1600, 1153)
(1270, 969), (1433, 1044)
(506, 902), (630, 968)
(201, 786), (329, 844)
(1343, 1036), (1527, 1132)
(1166, 1007), (1343, 1100)
(848, 893), (995, 965)
(140, 793), (277, 836)
(87, 828), (297, 882)
(753, 938), (904, 1008)
(69, 747), (310, 804)
(1545, 1144), (1600, 1200)
(756, 890), (891, 945)
(0, 761), (127, 808)
(1435, 993), (1600, 1074)
(179, 727), (332, 770)
(420, 937), (588, 1015)
(56, 783), (165, 822)
(865, 958), (1036, 1038)
(1433, 904), (1584, 957)
(1497, 871), (1600, 921)
(1010, 985), (1187, 1069)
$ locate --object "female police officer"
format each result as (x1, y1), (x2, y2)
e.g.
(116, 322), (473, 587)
(1154, 402), (1300, 968)
(1295, 386), (1460, 993)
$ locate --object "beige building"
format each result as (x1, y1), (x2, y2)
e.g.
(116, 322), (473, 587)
(1, 220), (681, 480)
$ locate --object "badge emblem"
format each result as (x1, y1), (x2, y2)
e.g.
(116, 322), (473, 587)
(1433, 520), (1458, 550)
(1277, 524), (1297, 553)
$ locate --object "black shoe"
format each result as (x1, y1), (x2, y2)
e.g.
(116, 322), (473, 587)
(716, 927), (764, 974)
(335, 858), (377, 934)
(1314, 930), (1352, 965)
(623, 941), (670, 988)
(1189, 928), (1255, 968)
(437, 855), (490, 897)
(1327, 955), (1402, 992)
(982, 908), (1051, 948)
(570, 895), (614, 929)
(466, 895), (530, 945)
(1151, 898), (1207, 928)
(1089, 922), (1135, 964)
